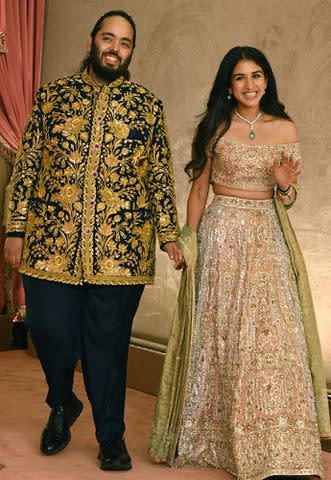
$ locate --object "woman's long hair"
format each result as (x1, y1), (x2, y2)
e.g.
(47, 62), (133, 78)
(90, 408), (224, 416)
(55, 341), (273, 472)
(185, 46), (291, 179)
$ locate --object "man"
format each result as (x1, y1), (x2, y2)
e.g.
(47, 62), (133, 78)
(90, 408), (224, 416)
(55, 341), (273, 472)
(5, 10), (182, 471)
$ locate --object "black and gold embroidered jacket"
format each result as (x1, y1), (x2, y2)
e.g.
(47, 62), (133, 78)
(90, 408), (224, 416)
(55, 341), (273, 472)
(6, 70), (180, 285)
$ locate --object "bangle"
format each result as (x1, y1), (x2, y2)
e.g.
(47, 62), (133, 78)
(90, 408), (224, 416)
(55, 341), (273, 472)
(278, 184), (291, 194)
(278, 184), (293, 200)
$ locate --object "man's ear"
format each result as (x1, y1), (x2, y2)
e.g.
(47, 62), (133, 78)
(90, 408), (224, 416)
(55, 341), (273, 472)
(87, 35), (92, 53)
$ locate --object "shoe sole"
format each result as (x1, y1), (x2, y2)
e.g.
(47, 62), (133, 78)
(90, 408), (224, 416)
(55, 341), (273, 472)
(100, 462), (132, 471)
(98, 451), (132, 471)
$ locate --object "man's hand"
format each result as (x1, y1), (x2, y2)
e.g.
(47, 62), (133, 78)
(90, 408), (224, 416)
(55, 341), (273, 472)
(4, 237), (24, 270)
(163, 242), (185, 270)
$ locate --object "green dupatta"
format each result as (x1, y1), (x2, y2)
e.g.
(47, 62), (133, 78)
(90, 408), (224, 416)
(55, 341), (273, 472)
(149, 202), (330, 465)
(274, 195), (330, 436)
(149, 224), (197, 464)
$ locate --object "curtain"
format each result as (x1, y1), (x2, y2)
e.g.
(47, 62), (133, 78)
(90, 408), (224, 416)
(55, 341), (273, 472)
(0, 0), (44, 320)
(0, 0), (44, 155)
(0, 0), (7, 54)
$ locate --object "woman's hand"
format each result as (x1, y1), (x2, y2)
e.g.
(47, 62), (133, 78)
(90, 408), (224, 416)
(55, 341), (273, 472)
(163, 242), (186, 270)
(273, 153), (301, 190)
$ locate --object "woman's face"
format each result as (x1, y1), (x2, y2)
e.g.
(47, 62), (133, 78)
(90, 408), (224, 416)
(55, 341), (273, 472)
(229, 59), (267, 109)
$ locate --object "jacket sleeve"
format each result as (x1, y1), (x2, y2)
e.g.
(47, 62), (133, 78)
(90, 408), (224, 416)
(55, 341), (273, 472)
(6, 87), (44, 234)
(148, 99), (180, 249)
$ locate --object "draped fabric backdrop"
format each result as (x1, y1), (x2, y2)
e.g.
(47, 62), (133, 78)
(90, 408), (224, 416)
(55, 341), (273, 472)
(0, 0), (44, 316)
(0, 0), (44, 154)
(0, 0), (8, 54)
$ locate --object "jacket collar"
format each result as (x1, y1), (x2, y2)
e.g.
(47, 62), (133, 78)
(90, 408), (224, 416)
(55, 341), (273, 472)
(82, 68), (125, 89)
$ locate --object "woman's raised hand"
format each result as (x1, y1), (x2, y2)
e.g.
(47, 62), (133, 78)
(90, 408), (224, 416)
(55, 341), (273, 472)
(273, 153), (301, 190)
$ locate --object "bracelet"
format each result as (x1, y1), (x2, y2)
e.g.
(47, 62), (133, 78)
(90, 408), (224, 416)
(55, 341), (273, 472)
(277, 184), (291, 194)
(278, 184), (293, 200)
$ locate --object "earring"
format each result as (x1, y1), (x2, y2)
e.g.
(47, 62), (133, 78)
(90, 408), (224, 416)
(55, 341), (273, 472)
(227, 94), (231, 100)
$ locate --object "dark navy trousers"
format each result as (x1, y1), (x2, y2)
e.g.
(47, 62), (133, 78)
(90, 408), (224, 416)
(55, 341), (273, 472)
(22, 275), (144, 445)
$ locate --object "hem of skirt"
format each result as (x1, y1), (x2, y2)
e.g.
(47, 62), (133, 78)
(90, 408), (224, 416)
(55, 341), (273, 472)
(173, 460), (323, 480)
(148, 451), (171, 466)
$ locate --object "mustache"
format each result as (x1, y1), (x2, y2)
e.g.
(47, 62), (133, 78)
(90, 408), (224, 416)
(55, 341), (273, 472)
(102, 50), (121, 61)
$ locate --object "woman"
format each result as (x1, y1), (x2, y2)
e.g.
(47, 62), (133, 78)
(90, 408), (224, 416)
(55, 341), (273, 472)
(149, 46), (330, 479)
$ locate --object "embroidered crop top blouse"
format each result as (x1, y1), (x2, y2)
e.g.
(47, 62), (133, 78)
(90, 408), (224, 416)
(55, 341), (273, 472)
(210, 137), (301, 191)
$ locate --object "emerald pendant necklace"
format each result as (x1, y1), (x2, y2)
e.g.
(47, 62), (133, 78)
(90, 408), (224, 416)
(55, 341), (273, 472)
(234, 109), (262, 140)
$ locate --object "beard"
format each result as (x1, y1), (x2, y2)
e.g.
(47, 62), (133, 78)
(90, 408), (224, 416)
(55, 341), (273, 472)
(86, 41), (132, 83)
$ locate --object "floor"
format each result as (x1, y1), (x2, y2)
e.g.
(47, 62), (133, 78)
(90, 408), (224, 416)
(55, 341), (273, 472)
(0, 351), (330, 480)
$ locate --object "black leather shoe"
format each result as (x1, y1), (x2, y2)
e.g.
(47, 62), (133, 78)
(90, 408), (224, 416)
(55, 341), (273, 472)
(98, 439), (132, 471)
(40, 393), (83, 455)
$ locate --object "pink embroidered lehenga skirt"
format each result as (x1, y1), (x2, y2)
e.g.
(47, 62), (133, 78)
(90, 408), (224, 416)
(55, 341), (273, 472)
(174, 195), (323, 480)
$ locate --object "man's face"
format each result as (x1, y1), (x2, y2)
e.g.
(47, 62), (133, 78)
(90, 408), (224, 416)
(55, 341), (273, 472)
(88, 15), (134, 83)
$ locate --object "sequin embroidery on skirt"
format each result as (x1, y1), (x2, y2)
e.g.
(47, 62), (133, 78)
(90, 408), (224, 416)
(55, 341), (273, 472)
(174, 195), (323, 480)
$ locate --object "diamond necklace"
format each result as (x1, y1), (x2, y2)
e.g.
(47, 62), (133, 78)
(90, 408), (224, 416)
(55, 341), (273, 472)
(234, 109), (262, 140)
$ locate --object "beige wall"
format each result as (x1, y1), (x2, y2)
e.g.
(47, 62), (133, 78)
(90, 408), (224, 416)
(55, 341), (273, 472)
(42, 0), (331, 381)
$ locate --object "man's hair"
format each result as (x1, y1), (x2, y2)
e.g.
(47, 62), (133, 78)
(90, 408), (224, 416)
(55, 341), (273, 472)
(91, 10), (136, 48)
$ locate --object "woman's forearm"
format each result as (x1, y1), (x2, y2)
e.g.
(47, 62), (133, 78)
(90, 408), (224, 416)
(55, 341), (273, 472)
(186, 186), (209, 231)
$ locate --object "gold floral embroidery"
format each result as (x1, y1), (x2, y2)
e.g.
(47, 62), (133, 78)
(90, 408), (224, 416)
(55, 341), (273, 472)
(70, 151), (81, 164)
(63, 221), (75, 234)
(42, 102), (53, 114)
(105, 155), (118, 167)
(47, 253), (69, 272)
(6, 71), (179, 285)
(35, 260), (46, 270)
(111, 120), (130, 139)
(99, 257), (130, 276)
(80, 131), (89, 142)
(141, 222), (153, 245)
(132, 146), (146, 170)
(104, 133), (113, 143)
(43, 151), (51, 169)
(58, 184), (80, 204)
(100, 188), (121, 210)
(99, 222), (112, 236)
(145, 112), (156, 125)
(64, 116), (88, 135)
